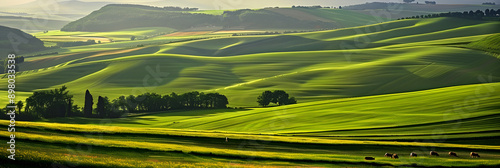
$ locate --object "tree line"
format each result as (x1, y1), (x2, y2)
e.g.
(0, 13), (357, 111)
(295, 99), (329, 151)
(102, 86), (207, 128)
(84, 90), (229, 118)
(1, 86), (229, 120)
(398, 9), (500, 20)
(2, 86), (299, 120)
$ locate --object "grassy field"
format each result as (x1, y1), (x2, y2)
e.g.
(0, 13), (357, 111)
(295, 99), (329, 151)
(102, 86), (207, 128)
(32, 27), (177, 46)
(0, 16), (499, 167)
(1, 82), (500, 167)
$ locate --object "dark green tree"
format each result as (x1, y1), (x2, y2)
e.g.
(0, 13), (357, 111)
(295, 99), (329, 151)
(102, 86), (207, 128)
(126, 95), (137, 112)
(212, 93), (229, 108)
(16, 101), (23, 113)
(257, 91), (273, 107)
(25, 86), (73, 118)
(96, 96), (111, 117)
(272, 90), (290, 106)
(84, 90), (93, 117)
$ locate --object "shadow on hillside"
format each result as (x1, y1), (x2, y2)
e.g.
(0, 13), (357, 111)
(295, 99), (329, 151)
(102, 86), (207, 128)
(164, 35), (380, 56)
(135, 108), (251, 117)
(42, 108), (251, 125)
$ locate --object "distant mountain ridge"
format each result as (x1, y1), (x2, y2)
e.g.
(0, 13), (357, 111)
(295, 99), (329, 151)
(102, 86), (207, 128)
(60, 4), (381, 32)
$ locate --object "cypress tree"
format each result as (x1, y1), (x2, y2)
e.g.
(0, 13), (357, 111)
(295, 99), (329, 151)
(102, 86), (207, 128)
(84, 90), (93, 117)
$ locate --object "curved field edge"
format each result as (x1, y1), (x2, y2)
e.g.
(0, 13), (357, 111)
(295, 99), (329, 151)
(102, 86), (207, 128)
(1, 120), (500, 151)
(1, 130), (499, 168)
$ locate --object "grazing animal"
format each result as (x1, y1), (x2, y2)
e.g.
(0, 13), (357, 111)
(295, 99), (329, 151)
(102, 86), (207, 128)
(430, 151), (439, 156)
(449, 151), (458, 157)
(364, 157), (375, 160)
(384, 153), (393, 157)
(410, 152), (417, 157)
(392, 154), (399, 159)
(470, 152), (480, 158)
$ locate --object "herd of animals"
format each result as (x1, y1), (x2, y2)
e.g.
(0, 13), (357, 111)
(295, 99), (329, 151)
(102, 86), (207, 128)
(363, 151), (481, 160)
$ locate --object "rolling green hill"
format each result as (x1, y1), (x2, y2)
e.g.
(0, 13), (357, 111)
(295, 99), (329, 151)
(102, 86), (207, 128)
(1, 18), (500, 109)
(3, 17), (499, 108)
(0, 25), (45, 58)
(61, 4), (386, 32)
(44, 82), (500, 138)
(467, 33), (500, 53)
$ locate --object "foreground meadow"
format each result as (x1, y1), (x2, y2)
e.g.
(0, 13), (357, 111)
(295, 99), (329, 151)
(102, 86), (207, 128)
(2, 82), (500, 167)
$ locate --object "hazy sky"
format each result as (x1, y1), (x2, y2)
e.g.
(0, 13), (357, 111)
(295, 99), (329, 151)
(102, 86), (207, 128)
(1, 0), (499, 9)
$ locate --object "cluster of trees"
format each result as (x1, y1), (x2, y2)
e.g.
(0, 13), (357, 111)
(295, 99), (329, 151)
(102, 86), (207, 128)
(2, 86), (301, 120)
(257, 90), (297, 107)
(22, 86), (79, 119)
(85, 90), (229, 118)
(56, 39), (99, 47)
(163, 6), (199, 11)
(2, 86), (230, 120)
(424, 1), (436, 4)
(398, 9), (500, 20)
(291, 5), (342, 9)
(292, 5), (323, 9)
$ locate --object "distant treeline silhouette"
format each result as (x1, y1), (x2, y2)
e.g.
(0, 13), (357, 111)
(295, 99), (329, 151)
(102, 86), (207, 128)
(398, 8), (500, 20)
(105, 4), (199, 11)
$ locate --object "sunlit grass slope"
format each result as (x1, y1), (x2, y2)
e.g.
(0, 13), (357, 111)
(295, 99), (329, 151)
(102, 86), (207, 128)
(9, 45), (499, 107)
(467, 33), (500, 53)
(43, 82), (500, 139)
(1, 17), (499, 107)
(162, 18), (500, 56)
(1, 82), (500, 167)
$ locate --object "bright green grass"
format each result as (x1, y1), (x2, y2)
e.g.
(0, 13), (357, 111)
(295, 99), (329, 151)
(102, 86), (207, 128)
(37, 82), (500, 137)
(159, 18), (500, 56)
(299, 8), (390, 28)
(2, 82), (500, 168)
(467, 33), (500, 53)
(10, 44), (497, 107)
